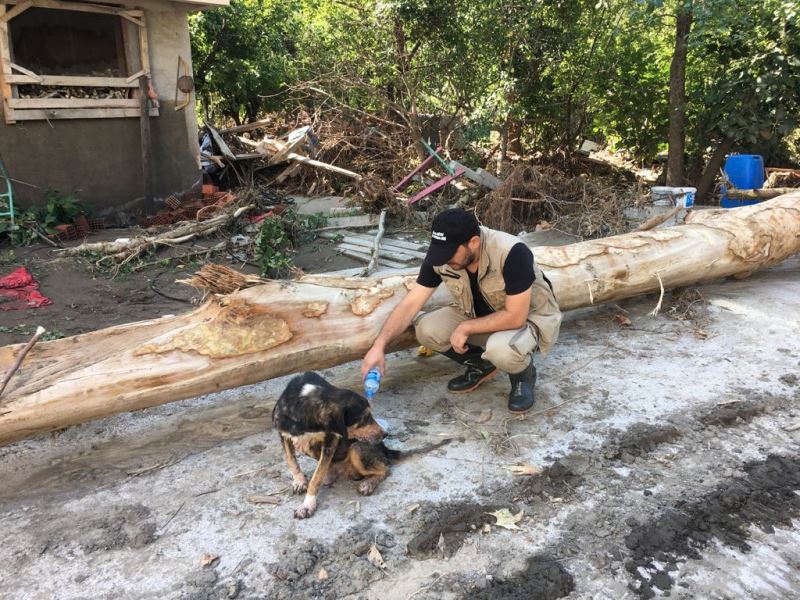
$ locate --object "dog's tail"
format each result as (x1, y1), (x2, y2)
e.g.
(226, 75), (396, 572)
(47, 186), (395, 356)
(379, 438), (453, 463)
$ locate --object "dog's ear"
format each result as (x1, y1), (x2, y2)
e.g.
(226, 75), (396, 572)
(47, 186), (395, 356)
(342, 391), (370, 427)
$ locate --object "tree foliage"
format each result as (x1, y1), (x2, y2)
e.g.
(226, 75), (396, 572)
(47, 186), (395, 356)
(190, 0), (800, 169)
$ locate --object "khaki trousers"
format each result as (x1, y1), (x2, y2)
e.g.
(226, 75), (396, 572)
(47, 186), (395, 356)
(414, 307), (538, 374)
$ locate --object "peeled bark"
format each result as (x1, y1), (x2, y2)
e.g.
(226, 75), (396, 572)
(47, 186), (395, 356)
(1, 193), (799, 446)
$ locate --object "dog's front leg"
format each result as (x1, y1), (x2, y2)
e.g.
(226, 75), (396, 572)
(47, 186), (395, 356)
(294, 433), (340, 519)
(281, 435), (307, 494)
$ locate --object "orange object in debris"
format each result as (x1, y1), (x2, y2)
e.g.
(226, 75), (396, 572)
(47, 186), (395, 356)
(202, 184), (219, 195)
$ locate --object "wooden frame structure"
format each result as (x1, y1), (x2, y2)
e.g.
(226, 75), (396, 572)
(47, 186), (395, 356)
(0, 0), (158, 123)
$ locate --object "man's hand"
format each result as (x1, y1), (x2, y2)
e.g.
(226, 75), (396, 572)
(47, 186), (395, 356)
(361, 345), (386, 379)
(450, 322), (471, 354)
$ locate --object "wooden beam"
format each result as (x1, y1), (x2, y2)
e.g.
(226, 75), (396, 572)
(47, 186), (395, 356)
(0, 0), (33, 23)
(220, 119), (272, 135)
(125, 69), (147, 83)
(287, 153), (361, 180)
(138, 13), (151, 76)
(725, 188), (797, 201)
(6, 74), (139, 87)
(0, 6), (14, 124)
(6, 0), (137, 19)
(206, 121), (236, 161)
(140, 75), (154, 213)
(9, 98), (140, 109)
(11, 107), (159, 121)
(267, 126), (311, 165)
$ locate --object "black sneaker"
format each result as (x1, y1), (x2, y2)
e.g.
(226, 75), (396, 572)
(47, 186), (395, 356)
(447, 358), (498, 393)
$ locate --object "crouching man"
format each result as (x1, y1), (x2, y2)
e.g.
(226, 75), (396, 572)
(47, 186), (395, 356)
(361, 208), (561, 413)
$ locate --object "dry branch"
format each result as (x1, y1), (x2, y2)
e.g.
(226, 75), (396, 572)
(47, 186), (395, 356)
(59, 206), (252, 261)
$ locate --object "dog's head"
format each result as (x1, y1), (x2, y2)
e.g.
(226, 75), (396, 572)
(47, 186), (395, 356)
(344, 396), (386, 444)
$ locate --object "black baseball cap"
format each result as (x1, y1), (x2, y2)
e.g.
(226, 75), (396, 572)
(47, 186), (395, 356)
(423, 208), (480, 266)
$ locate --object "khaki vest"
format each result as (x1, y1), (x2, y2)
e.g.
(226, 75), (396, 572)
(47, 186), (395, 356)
(432, 226), (562, 355)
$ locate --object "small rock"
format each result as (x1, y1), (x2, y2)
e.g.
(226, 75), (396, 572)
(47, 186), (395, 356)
(227, 581), (242, 599)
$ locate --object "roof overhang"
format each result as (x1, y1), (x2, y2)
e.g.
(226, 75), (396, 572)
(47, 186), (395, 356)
(169, 0), (230, 8)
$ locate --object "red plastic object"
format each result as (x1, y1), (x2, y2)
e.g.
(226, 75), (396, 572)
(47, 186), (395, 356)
(0, 267), (52, 311)
(407, 166), (466, 205)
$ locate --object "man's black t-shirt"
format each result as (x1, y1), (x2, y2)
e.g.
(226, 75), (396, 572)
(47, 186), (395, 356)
(416, 243), (535, 316)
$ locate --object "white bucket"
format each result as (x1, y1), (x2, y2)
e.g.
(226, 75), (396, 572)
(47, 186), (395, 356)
(651, 186), (696, 208)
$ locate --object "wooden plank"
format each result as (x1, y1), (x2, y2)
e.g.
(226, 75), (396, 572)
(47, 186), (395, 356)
(474, 168), (503, 189)
(334, 237), (422, 262)
(337, 246), (410, 269)
(10, 65), (43, 80)
(140, 75), (154, 213)
(319, 231), (427, 256)
(268, 126), (311, 165)
(236, 136), (259, 147)
(6, 74), (139, 87)
(125, 69), (147, 83)
(206, 122), (236, 161)
(0, 0), (32, 23)
(167, 0), (230, 5)
(274, 162), (302, 184)
(0, 6), (14, 124)
(9, 98), (139, 109)
(323, 214), (379, 229)
(12, 107), (158, 120)
(220, 119), (272, 135)
(450, 161), (503, 190)
(287, 153), (361, 180)
(138, 13), (151, 75)
(329, 231), (428, 254)
(7, 0), (133, 18)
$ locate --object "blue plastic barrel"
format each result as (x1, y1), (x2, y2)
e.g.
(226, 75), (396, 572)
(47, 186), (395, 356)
(721, 154), (765, 208)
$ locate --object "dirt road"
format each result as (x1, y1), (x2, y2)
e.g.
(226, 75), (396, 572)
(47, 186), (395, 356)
(1, 257), (798, 599)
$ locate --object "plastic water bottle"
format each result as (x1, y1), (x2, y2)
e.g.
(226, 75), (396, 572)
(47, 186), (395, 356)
(364, 368), (381, 400)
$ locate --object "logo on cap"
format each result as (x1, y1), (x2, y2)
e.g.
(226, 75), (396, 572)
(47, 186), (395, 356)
(431, 231), (447, 241)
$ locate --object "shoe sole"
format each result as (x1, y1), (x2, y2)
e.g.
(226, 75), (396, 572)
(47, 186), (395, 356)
(448, 369), (498, 393)
(508, 405), (534, 415)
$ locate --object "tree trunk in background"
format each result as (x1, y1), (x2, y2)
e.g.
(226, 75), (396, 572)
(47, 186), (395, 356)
(1, 193), (799, 447)
(392, 16), (425, 160)
(695, 137), (734, 204)
(666, 8), (693, 186)
(507, 117), (524, 155)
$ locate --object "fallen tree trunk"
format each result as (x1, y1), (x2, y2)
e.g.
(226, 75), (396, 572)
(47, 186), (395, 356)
(1, 193), (799, 446)
(724, 187), (797, 201)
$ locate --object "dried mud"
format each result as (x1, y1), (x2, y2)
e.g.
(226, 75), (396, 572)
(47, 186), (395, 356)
(624, 454), (800, 598)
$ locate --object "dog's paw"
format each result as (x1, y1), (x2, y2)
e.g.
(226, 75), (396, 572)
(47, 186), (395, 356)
(293, 496), (317, 519)
(291, 476), (308, 494)
(358, 480), (378, 496)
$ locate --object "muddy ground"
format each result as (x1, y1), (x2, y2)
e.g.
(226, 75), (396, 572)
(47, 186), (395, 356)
(0, 224), (362, 346)
(1, 236), (799, 599)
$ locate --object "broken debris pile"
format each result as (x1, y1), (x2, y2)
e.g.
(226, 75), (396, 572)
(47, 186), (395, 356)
(141, 188), (236, 228)
(477, 164), (643, 239)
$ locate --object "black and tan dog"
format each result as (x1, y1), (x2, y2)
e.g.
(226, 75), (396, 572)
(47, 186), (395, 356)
(272, 371), (390, 519)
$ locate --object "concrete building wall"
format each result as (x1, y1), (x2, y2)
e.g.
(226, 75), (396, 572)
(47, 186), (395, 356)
(0, 2), (202, 216)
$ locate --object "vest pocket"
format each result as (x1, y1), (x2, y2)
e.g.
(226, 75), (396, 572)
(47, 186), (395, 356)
(481, 279), (505, 311)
